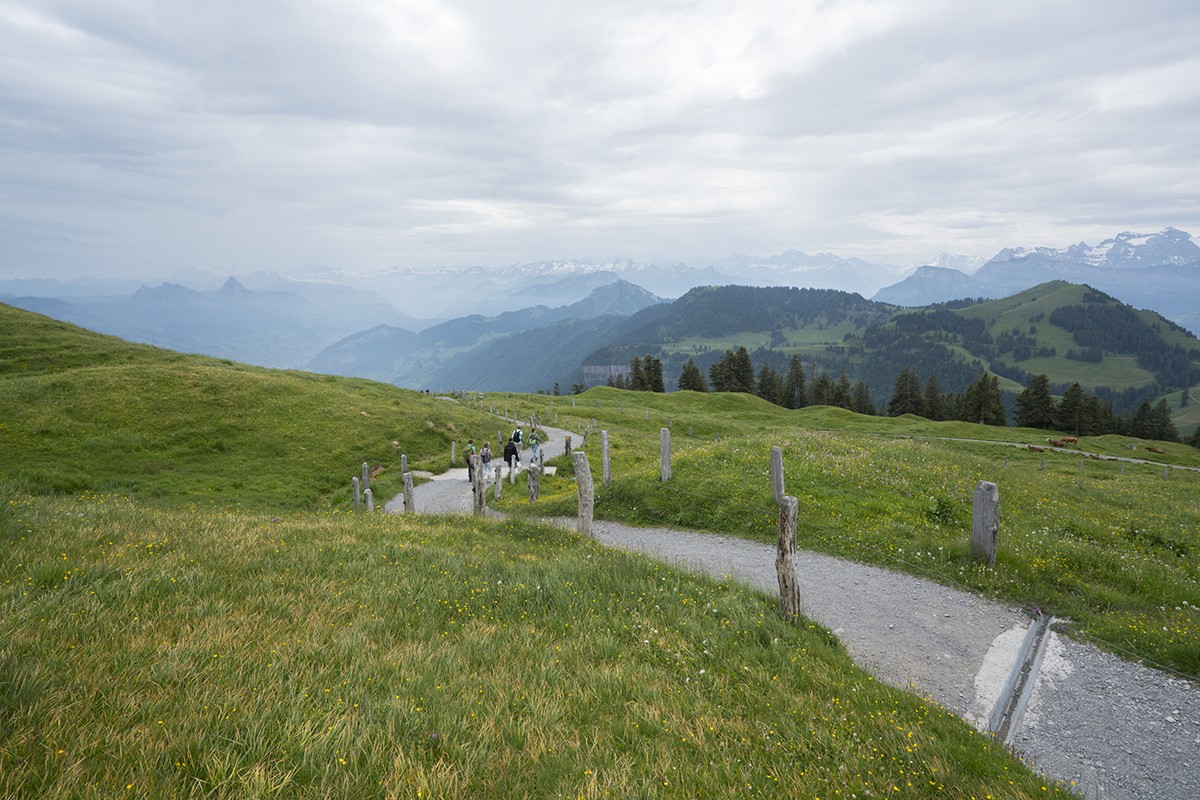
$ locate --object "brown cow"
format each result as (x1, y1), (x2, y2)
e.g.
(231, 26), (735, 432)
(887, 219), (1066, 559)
(1061, 436), (1079, 444)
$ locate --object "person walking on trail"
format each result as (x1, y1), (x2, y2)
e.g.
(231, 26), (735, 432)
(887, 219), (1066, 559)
(503, 437), (519, 470)
(480, 442), (492, 472)
(512, 427), (523, 448)
(465, 438), (477, 482)
(529, 431), (540, 462)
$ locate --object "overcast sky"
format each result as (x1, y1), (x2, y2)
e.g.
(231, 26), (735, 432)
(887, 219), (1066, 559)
(2, 0), (1198, 281)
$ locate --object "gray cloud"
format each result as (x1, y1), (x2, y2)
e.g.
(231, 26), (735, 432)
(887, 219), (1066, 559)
(1, 0), (1198, 281)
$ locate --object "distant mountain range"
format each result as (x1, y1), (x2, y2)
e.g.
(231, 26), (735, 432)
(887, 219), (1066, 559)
(4, 226), (1198, 391)
(873, 228), (1200, 335)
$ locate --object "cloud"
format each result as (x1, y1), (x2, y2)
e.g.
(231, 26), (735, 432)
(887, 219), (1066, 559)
(1, 0), (1198, 281)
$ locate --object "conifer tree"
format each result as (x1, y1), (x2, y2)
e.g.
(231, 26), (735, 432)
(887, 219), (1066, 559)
(887, 367), (923, 417)
(922, 375), (945, 421)
(1055, 382), (1086, 435)
(809, 373), (833, 406)
(852, 381), (875, 415)
(628, 357), (647, 391)
(1014, 374), (1056, 429)
(756, 364), (783, 405)
(677, 358), (708, 392)
(782, 355), (807, 409)
(643, 354), (666, 393)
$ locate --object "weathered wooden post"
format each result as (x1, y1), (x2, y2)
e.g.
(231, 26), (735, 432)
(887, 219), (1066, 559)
(645, 409), (649, 421)
(352, 476), (361, 510)
(451, 441), (457, 467)
(1163, 467), (1169, 479)
(574, 452), (594, 537)
(770, 446), (785, 505)
(565, 435), (572, 457)
(1041, 456), (1046, 470)
(362, 462), (370, 492)
(400, 454), (407, 474)
(528, 460), (539, 502)
(497, 431), (503, 448)
(1120, 463), (1125, 476)
(777, 496), (801, 621)
(493, 463), (502, 500)
(402, 472), (415, 514)
(660, 428), (671, 482)
(602, 430), (611, 487)
(364, 488), (374, 512)
(472, 455), (485, 515)
(971, 481), (999, 566)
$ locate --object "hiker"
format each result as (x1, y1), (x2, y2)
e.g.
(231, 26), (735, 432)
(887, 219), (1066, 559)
(529, 430), (540, 462)
(503, 437), (519, 470)
(512, 427), (523, 447)
(480, 442), (492, 471)
(465, 438), (477, 482)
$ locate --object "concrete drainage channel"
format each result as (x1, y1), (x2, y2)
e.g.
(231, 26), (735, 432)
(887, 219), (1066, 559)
(986, 612), (1054, 745)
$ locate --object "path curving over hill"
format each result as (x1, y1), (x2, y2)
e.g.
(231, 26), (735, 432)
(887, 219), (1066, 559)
(388, 425), (1200, 800)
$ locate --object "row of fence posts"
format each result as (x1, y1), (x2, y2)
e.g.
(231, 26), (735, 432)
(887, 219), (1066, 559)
(570, 436), (1004, 622)
(358, 415), (1163, 623)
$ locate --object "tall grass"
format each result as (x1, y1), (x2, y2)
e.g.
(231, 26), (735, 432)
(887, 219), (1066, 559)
(1, 486), (1066, 798)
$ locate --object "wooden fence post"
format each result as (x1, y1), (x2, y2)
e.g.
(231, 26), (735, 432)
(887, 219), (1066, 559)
(565, 435), (572, 457)
(451, 441), (457, 467)
(602, 430), (611, 487)
(573, 452), (594, 537)
(660, 428), (671, 482)
(528, 461), (539, 502)
(362, 462), (370, 492)
(352, 476), (361, 510)
(400, 454), (407, 474)
(971, 481), (999, 566)
(777, 496), (801, 621)
(770, 446), (785, 505)
(493, 463), (502, 500)
(472, 455), (485, 515)
(402, 472), (415, 514)
(364, 488), (374, 512)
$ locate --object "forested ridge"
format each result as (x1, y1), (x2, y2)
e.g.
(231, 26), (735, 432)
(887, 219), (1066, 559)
(575, 282), (1200, 436)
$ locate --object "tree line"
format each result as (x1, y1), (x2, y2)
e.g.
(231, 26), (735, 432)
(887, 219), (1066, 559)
(606, 349), (1194, 446)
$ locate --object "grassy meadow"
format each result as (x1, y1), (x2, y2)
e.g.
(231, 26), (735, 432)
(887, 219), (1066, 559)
(0, 302), (1183, 796)
(493, 388), (1200, 680)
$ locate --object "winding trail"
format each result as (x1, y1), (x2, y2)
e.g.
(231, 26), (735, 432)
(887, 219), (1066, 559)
(388, 423), (1200, 800)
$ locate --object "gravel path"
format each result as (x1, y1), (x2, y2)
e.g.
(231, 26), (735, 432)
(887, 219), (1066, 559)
(389, 424), (1200, 799)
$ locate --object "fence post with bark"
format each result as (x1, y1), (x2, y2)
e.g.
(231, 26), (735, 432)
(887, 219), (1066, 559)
(573, 452), (594, 538)
(776, 496), (801, 621)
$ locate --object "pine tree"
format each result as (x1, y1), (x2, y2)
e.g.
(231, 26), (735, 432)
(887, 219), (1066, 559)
(852, 381), (875, 415)
(831, 371), (853, 410)
(677, 358), (708, 392)
(1149, 398), (1179, 442)
(1055, 383), (1086, 435)
(709, 350), (734, 392)
(922, 375), (945, 421)
(628, 357), (647, 391)
(730, 347), (755, 393)
(782, 355), (807, 409)
(960, 373), (1005, 425)
(809, 373), (833, 406)
(1014, 374), (1056, 429)
(756, 364), (783, 405)
(643, 355), (666, 393)
(887, 367), (923, 417)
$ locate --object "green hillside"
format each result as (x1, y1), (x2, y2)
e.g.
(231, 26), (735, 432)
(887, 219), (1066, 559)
(579, 282), (1200, 424)
(0, 302), (1071, 797)
(0, 304), (491, 509)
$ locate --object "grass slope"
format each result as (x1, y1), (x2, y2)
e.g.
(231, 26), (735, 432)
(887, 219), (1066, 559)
(0, 304), (492, 510)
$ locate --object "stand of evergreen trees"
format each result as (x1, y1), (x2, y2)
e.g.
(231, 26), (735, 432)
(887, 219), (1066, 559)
(596, 350), (1191, 445)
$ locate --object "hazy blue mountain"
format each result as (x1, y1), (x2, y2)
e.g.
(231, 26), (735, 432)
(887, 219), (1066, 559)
(2, 277), (411, 368)
(872, 266), (994, 306)
(307, 280), (665, 388)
